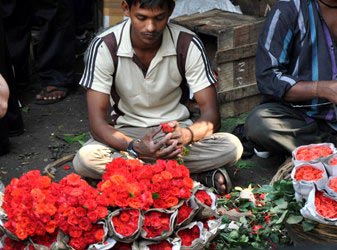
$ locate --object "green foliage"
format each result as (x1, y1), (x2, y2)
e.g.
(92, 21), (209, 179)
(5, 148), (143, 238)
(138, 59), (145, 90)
(61, 132), (89, 146)
(220, 113), (248, 133)
(213, 179), (312, 249)
(235, 159), (257, 170)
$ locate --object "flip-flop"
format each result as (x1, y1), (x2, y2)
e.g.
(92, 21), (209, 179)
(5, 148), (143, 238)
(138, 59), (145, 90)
(193, 167), (233, 195)
(35, 86), (69, 105)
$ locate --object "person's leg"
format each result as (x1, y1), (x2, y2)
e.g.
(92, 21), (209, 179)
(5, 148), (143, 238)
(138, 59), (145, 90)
(2, 0), (32, 91)
(244, 102), (335, 155)
(183, 132), (243, 194)
(73, 127), (150, 179)
(34, 0), (76, 104)
(0, 6), (24, 145)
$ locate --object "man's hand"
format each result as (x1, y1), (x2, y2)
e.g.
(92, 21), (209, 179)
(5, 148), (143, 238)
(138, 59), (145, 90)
(163, 121), (193, 147)
(134, 125), (182, 160)
(318, 80), (337, 104)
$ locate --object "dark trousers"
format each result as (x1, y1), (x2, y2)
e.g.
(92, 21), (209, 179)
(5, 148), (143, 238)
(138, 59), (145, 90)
(0, 11), (23, 154)
(1, 0), (75, 89)
(244, 102), (337, 155)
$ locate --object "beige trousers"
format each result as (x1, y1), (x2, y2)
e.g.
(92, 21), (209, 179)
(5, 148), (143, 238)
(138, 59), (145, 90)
(73, 127), (243, 179)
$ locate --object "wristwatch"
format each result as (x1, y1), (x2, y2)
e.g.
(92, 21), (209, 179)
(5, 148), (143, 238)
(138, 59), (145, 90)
(127, 139), (141, 158)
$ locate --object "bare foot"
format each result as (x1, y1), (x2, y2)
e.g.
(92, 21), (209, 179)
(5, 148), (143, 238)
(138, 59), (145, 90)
(35, 86), (68, 104)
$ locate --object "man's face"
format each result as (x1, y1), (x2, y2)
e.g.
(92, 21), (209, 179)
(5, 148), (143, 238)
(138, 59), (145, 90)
(124, 1), (172, 48)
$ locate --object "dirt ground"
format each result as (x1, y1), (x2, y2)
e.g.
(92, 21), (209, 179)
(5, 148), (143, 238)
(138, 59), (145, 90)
(0, 80), (285, 189)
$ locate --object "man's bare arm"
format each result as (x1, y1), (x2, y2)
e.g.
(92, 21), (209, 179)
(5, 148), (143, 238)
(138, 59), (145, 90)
(284, 80), (337, 103)
(175, 85), (220, 146)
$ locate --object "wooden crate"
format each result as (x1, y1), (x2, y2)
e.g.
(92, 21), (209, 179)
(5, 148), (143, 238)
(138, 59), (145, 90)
(96, 0), (124, 28)
(171, 9), (265, 118)
(232, 0), (277, 17)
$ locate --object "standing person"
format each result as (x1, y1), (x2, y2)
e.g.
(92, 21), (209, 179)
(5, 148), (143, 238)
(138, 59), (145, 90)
(244, 0), (337, 156)
(1, 0), (76, 104)
(73, 0), (243, 195)
(0, 5), (23, 156)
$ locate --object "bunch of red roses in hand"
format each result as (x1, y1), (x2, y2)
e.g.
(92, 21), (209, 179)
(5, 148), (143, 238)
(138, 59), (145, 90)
(2, 170), (60, 240)
(97, 158), (193, 210)
(161, 122), (190, 164)
(54, 174), (108, 249)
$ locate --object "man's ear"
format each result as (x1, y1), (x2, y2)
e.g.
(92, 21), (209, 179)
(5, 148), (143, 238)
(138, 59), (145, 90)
(121, 1), (130, 17)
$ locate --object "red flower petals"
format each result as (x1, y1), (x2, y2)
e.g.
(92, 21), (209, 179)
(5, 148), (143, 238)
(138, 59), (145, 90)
(177, 202), (193, 224)
(98, 158), (193, 210)
(294, 165), (324, 181)
(195, 190), (212, 206)
(178, 225), (200, 246)
(112, 209), (140, 237)
(315, 191), (337, 218)
(143, 211), (171, 238)
(160, 122), (174, 133)
(295, 145), (333, 161)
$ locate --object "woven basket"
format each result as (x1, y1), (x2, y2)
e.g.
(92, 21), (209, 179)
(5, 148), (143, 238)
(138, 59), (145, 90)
(270, 157), (293, 184)
(43, 153), (75, 179)
(271, 157), (337, 245)
(286, 223), (337, 245)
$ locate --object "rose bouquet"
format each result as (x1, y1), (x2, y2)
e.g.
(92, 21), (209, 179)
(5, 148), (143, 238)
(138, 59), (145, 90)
(54, 173), (108, 249)
(292, 143), (335, 163)
(291, 162), (328, 201)
(97, 158), (193, 210)
(141, 209), (177, 241)
(109, 208), (142, 243)
(2, 170), (60, 241)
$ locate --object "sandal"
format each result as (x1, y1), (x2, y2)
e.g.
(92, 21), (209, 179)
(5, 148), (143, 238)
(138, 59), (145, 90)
(35, 86), (69, 105)
(192, 168), (233, 195)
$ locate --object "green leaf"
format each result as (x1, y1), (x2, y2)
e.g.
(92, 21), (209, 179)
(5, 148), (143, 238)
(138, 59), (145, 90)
(275, 198), (288, 209)
(269, 233), (280, 244)
(276, 210), (288, 224)
(21, 106), (30, 113)
(257, 185), (273, 194)
(152, 193), (160, 199)
(62, 132), (89, 145)
(302, 220), (316, 232)
(229, 230), (239, 240)
(286, 215), (303, 224)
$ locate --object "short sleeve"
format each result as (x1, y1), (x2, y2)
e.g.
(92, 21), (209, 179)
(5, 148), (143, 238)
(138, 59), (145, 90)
(79, 37), (114, 94)
(185, 36), (217, 94)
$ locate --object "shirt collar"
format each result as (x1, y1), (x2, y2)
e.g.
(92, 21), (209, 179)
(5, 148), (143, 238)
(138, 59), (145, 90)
(117, 18), (177, 58)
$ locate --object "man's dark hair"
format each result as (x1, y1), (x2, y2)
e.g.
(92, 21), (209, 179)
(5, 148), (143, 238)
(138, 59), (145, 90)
(125, 0), (175, 10)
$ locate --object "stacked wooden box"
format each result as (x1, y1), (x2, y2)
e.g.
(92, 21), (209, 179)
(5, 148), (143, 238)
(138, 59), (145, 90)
(96, 0), (124, 28)
(171, 9), (265, 118)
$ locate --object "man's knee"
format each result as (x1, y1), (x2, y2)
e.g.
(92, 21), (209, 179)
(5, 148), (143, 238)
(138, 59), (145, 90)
(244, 107), (271, 142)
(72, 144), (110, 179)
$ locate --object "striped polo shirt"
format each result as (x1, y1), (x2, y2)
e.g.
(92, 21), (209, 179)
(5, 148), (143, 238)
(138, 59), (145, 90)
(256, 0), (337, 122)
(79, 18), (216, 128)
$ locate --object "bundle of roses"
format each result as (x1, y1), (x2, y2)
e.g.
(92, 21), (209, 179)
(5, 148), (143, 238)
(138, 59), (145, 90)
(290, 143), (337, 225)
(102, 158), (221, 249)
(54, 174), (108, 249)
(97, 158), (194, 210)
(0, 171), (109, 250)
(1, 170), (60, 241)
